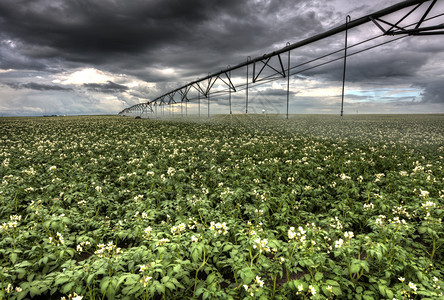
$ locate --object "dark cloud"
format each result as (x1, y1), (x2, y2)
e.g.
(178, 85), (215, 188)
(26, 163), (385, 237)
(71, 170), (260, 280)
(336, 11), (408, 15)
(415, 80), (444, 104)
(0, 0), (443, 115)
(83, 81), (128, 93)
(0, 0), (326, 74)
(4, 81), (72, 91)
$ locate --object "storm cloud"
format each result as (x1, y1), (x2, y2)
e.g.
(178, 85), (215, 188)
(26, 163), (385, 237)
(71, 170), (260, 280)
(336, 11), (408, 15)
(0, 0), (443, 115)
(83, 81), (129, 93)
(5, 82), (72, 91)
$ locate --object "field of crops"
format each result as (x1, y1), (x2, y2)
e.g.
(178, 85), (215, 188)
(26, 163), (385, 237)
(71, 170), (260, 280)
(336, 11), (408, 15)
(1, 114), (443, 300)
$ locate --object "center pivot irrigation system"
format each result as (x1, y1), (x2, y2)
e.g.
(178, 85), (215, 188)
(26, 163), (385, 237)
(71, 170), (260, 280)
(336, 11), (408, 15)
(119, 0), (444, 118)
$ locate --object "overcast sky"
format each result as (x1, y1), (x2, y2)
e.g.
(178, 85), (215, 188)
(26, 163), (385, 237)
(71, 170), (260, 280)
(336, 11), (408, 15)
(0, 0), (443, 116)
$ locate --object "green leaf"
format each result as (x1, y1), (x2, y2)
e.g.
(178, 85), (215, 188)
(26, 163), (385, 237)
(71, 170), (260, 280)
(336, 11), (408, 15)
(386, 288), (393, 299)
(207, 273), (216, 284)
(223, 244), (233, 252)
(100, 277), (111, 295)
(332, 286), (342, 296)
(155, 283), (165, 294)
(61, 282), (75, 294)
(29, 286), (41, 297)
(195, 287), (205, 296)
(10, 253), (18, 264)
(203, 291), (210, 300)
(55, 276), (70, 286)
(378, 284), (387, 297)
(125, 275), (140, 285)
(87, 274), (95, 285)
(314, 272), (323, 281)
(360, 261), (369, 273)
(350, 261), (361, 274)
(16, 268), (27, 279)
(191, 248), (200, 263)
(165, 282), (175, 291)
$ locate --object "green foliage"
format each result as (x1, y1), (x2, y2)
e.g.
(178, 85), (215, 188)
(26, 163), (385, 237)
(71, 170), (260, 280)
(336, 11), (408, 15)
(0, 114), (443, 299)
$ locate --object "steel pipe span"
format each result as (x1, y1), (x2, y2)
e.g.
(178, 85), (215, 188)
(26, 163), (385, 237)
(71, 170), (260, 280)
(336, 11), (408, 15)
(119, 0), (442, 116)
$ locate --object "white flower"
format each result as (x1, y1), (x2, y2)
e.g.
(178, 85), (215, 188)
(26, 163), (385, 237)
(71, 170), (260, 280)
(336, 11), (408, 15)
(191, 235), (199, 243)
(156, 238), (170, 247)
(419, 189), (429, 198)
(344, 231), (354, 239)
(288, 227), (296, 240)
(422, 201), (436, 208)
(408, 282), (417, 292)
(209, 221), (228, 236)
(364, 203), (374, 210)
(398, 277), (405, 282)
(335, 238), (344, 248)
(144, 226), (152, 236)
(171, 223), (186, 235)
(49, 165), (57, 171)
(339, 173), (351, 180)
(255, 276), (264, 287)
(309, 285), (316, 295)
(298, 284), (303, 292)
(298, 226), (306, 235)
(167, 167), (175, 176)
(134, 194), (144, 201)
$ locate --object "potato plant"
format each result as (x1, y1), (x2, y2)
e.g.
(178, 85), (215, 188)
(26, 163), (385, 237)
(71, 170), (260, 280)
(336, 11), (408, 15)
(0, 114), (443, 299)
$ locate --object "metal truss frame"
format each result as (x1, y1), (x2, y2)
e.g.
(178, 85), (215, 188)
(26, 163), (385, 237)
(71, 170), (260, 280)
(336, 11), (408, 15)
(119, 0), (443, 117)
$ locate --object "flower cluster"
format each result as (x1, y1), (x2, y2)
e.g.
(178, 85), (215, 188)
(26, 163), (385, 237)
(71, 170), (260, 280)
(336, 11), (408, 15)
(76, 241), (91, 253)
(288, 226), (306, 245)
(1, 215), (21, 231)
(167, 167), (175, 176)
(49, 232), (65, 246)
(133, 194), (144, 201)
(246, 221), (264, 237)
(374, 173), (385, 182)
(253, 237), (270, 253)
(191, 234), (200, 243)
(61, 292), (83, 300)
(144, 226), (152, 238)
(335, 238), (344, 248)
(375, 215), (387, 227)
(363, 203), (374, 210)
(94, 241), (121, 258)
(209, 221), (228, 236)
(5, 283), (22, 294)
(344, 231), (354, 239)
(171, 223), (186, 235)
(156, 238), (170, 247)
(329, 217), (343, 230)
(243, 276), (264, 297)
